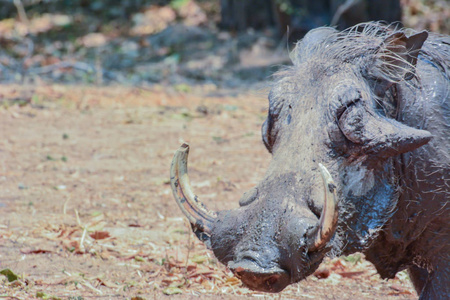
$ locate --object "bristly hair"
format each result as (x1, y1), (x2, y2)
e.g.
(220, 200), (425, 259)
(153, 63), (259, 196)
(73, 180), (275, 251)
(290, 22), (420, 84)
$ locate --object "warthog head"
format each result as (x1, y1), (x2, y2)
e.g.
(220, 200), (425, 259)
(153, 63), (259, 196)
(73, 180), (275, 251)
(170, 24), (431, 292)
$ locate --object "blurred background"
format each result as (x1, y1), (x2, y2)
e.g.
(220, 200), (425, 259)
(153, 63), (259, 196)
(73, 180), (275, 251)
(0, 0), (448, 89)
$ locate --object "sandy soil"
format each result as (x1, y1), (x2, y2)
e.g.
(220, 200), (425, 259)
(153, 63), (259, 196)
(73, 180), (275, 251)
(0, 84), (416, 299)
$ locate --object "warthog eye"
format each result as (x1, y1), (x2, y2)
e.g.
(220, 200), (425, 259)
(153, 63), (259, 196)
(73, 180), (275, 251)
(262, 99), (285, 153)
(336, 98), (361, 121)
(262, 114), (281, 153)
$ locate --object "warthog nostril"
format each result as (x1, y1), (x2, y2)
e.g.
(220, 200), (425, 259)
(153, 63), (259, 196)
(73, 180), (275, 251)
(229, 259), (290, 293)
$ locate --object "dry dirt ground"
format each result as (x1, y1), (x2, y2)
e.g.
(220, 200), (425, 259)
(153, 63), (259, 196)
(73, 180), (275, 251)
(0, 85), (416, 299)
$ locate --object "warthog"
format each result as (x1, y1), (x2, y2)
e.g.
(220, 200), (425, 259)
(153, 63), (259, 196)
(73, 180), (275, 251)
(170, 23), (449, 299)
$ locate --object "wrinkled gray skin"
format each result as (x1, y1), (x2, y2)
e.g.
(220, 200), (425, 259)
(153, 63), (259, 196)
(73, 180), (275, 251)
(185, 23), (449, 299)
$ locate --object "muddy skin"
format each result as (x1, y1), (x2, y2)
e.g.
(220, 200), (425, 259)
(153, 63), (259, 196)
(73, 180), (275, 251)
(170, 22), (450, 299)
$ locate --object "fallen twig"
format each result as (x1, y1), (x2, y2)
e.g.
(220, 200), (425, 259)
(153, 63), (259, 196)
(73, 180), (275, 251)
(28, 61), (95, 74)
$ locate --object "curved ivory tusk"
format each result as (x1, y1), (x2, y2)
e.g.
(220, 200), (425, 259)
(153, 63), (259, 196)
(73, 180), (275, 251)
(170, 143), (217, 235)
(307, 163), (339, 251)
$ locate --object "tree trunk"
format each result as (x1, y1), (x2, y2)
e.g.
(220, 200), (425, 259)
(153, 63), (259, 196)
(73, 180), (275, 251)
(220, 0), (401, 37)
(219, 0), (276, 31)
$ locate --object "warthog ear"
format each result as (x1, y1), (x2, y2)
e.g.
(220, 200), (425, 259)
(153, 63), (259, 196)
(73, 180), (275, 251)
(371, 30), (428, 81)
(339, 102), (432, 158)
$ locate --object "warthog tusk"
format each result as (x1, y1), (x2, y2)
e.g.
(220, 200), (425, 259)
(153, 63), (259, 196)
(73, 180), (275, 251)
(307, 163), (339, 251)
(170, 143), (217, 235)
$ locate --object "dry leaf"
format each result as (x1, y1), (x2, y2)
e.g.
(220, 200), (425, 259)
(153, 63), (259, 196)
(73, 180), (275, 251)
(163, 286), (183, 295)
(313, 267), (331, 279)
(89, 231), (111, 240)
(96, 277), (120, 288)
(337, 271), (366, 278)
(389, 284), (413, 295)
(20, 248), (55, 254)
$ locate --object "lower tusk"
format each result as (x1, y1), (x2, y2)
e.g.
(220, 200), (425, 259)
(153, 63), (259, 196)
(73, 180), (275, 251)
(308, 163), (339, 251)
(170, 143), (217, 235)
